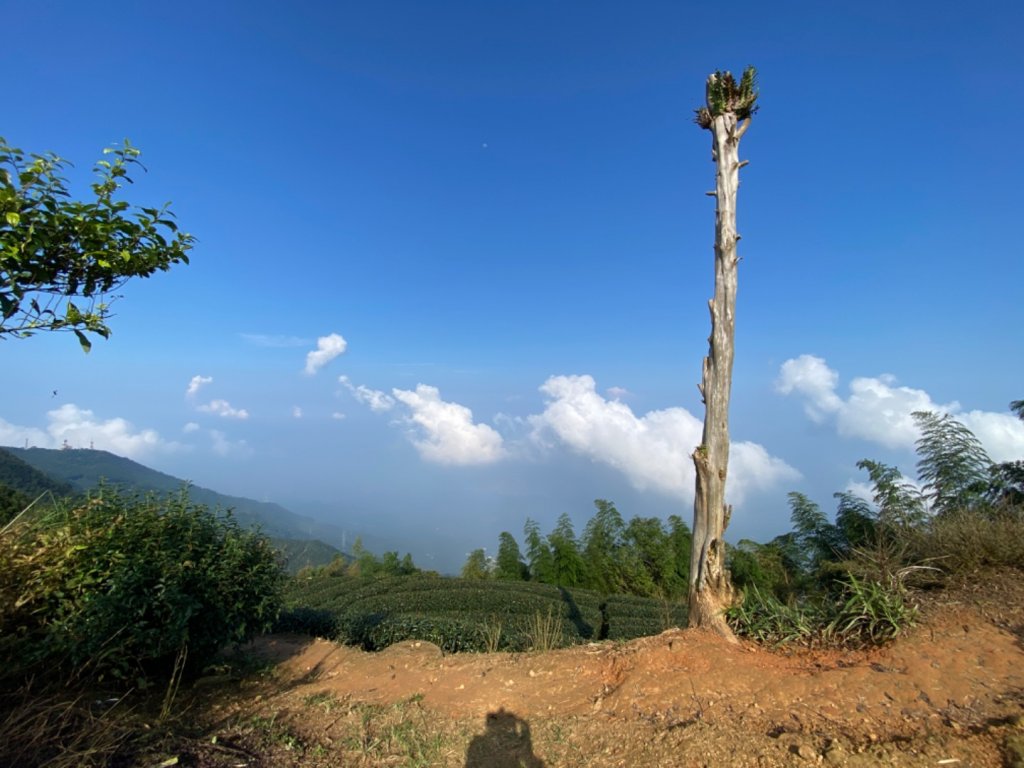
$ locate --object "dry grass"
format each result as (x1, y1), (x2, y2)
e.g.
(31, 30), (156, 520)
(479, 615), (504, 653)
(0, 686), (137, 768)
(526, 606), (564, 652)
(911, 509), (1024, 573)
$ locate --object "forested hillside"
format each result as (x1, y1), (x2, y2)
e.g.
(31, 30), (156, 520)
(0, 446), (344, 572)
(5, 446), (347, 543)
(0, 448), (76, 524)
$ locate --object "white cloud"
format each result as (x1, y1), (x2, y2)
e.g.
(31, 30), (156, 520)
(606, 386), (630, 400)
(209, 429), (251, 458)
(843, 479), (876, 502)
(530, 375), (799, 505)
(0, 404), (178, 459)
(493, 412), (528, 434)
(776, 355), (1024, 461)
(0, 418), (49, 449)
(957, 410), (1024, 464)
(392, 384), (505, 465)
(730, 442), (804, 503)
(292, 406), (303, 419)
(339, 375), (395, 412)
(331, 412), (347, 420)
(775, 355), (843, 423)
(186, 375), (213, 397)
(187, 377), (250, 421)
(197, 399), (250, 420)
(304, 333), (347, 375)
(183, 422), (200, 433)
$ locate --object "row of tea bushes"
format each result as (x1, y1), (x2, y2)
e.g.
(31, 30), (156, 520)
(280, 573), (688, 651)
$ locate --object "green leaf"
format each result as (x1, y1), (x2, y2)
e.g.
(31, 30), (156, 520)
(74, 329), (92, 353)
(4, 212), (19, 226)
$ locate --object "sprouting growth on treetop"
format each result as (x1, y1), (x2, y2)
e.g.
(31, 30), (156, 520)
(694, 66), (759, 129)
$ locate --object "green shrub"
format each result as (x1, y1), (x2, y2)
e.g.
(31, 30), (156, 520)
(344, 613), (485, 653)
(0, 488), (286, 686)
(328, 575), (599, 651)
(726, 587), (818, 646)
(604, 594), (687, 641)
(825, 574), (917, 647)
(727, 575), (916, 648)
(274, 607), (340, 639)
(284, 572), (702, 651)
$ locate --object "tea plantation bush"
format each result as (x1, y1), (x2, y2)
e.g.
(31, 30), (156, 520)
(0, 488), (286, 686)
(282, 572), (688, 651)
(604, 594), (688, 641)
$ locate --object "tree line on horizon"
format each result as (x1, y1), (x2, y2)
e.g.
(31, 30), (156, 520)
(461, 406), (1024, 608)
(461, 501), (693, 600)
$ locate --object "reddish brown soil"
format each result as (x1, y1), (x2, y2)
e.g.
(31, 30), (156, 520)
(191, 570), (1024, 767)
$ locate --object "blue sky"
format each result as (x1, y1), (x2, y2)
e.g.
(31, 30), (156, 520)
(3, 0), (1023, 571)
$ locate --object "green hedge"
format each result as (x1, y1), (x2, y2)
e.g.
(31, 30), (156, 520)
(604, 593), (687, 640)
(282, 573), (689, 651)
(1, 489), (286, 685)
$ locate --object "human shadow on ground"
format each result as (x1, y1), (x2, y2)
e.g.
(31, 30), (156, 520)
(464, 708), (546, 768)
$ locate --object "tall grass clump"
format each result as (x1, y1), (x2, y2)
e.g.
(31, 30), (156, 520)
(824, 574), (917, 647)
(725, 587), (818, 646)
(728, 575), (917, 649)
(479, 615), (505, 653)
(907, 507), (1024, 572)
(526, 606), (564, 652)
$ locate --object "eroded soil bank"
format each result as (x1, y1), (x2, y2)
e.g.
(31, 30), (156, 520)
(188, 570), (1024, 767)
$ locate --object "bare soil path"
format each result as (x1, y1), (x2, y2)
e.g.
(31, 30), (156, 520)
(190, 570), (1024, 767)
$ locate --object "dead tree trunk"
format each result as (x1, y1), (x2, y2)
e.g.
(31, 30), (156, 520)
(688, 68), (757, 639)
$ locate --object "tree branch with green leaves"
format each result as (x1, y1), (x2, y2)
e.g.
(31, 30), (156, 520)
(0, 138), (194, 351)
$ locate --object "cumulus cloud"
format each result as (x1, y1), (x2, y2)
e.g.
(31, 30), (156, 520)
(186, 375), (213, 397)
(956, 410), (1024, 463)
(339, 375), (395, 412)
(775, 356), (843, 423)
(0, 404), (178, 459)
(304, 333), (347, 375)
(197, 399), (250, 420)
(0, 417), (49, 449)
(606, 386), (630, 400)
(183, 422), (200, 433)
(776, 355), (1024, 461)
(530, 375), (799, 505)
(844, 479), (876, 502)
(391, 384), (505, 465)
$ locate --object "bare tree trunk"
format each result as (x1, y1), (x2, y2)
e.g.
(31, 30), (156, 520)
(689, 106), (750, 640)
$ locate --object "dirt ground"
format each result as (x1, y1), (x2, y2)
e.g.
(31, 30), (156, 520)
(182, 570), (1024, 767)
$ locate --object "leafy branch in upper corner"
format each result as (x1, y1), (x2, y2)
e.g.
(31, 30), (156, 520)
(0, 137), (194, 351)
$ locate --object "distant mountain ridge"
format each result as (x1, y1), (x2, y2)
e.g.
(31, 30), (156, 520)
(0, 446), (345, 572)
(0, 447), (76, 500)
